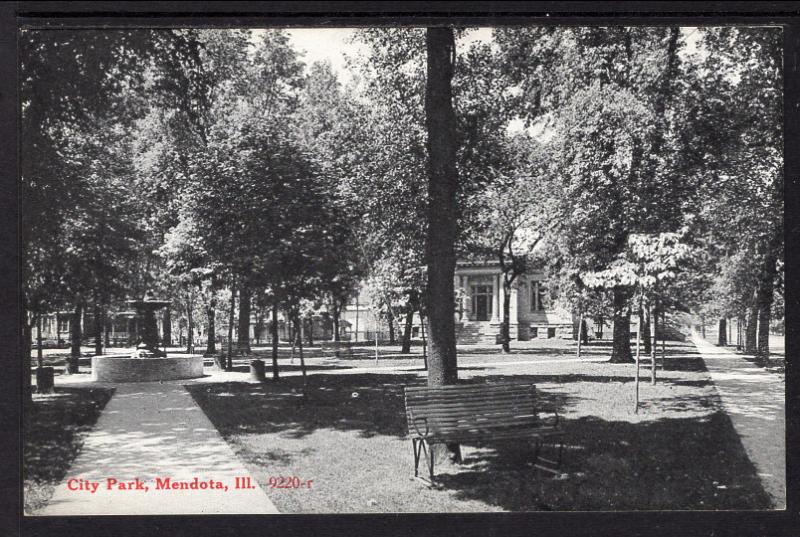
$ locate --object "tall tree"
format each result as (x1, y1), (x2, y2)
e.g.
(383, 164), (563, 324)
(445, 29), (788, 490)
(466, 136), (552, 352)
(496, 27), (691, 363)
(694, 27), (783, 361)
(424, 27), (459, 386)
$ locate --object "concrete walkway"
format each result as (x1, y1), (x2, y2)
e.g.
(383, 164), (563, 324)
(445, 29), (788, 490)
(38, 381), (279, 515)
(691, 333), (786, 509)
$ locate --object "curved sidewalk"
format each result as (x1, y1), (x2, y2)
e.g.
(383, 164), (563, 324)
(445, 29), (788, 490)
(38, 381), (279, 515)
(691, 333), (785, 509)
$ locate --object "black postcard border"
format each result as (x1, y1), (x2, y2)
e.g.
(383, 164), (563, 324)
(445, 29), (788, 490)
(2, 2), (799, 537)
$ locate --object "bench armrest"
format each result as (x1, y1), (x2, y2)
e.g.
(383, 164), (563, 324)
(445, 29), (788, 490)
(408, 408), (430, 438)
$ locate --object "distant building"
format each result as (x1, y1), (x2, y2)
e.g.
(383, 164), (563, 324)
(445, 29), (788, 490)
(337, 260), (576, 345)
(453, 260), (573, 344)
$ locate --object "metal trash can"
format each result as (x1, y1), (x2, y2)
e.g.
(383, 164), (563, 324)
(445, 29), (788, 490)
(249, 359), (266, 381)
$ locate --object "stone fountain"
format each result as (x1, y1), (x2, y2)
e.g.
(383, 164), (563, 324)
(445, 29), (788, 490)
(92, 292), (204, 383)
(127, 294), (171, 358)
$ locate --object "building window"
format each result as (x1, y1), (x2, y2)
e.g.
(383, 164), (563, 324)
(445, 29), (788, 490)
(531, 281), (546, 312)
(470, 284), (493, 321)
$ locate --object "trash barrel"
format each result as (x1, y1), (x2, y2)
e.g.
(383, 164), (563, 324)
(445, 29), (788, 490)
(250, 359), (266, 381)
(36, 366), (55, 394)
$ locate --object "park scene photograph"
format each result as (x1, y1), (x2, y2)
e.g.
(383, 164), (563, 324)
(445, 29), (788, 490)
(21, 25), (784, 514)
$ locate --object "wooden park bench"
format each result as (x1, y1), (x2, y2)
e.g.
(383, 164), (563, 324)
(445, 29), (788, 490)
(403, 382), (565, 481)
(320, 340), (373, 360)
(320, 340), (353, 360)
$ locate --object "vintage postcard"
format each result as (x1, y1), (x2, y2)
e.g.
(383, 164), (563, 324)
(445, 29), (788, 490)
(19, 15), (785, 519)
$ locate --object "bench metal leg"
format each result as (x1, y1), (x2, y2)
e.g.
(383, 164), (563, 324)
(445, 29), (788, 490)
(531, 437), (565, 470)
(428, 443), (435, 480)
(412, 438), (437, 483)
(532, 438), (542, 465)
(412, 438), (421, 477)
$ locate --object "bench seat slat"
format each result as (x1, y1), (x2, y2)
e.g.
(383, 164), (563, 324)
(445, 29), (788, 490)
(405, 400), (532, 412)
(405, 382), (534, 392)
(424, 427), (563, 444)
(406, 390), (532, 400)
(405, 389), (533, 399)
(414, 416), (549, 429)
(406, 411), (535, 423)
(406, 403), (531, 413)
(406, 401), (534, 413)
(406, 392), (533, 405)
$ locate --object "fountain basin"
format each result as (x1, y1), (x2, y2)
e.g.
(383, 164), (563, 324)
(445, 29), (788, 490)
(92, 355), (204, 383)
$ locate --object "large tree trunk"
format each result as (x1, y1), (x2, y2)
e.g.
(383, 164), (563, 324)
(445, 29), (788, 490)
(425, 27), (461, 464)
(388, 315), (395, 345)
(718, 318), (727, 346)
(745, 303), (758, 354)
(162, 305), (172, 348)
(237, 284), (251, 355)
(306, 317), (314, 346)
(271, 302), (280, 380)
(580, 316), (589, 345)
(205, 294), (217, 356)
(332, 301), (341, 342)
(642, 306), (651, 355)
(93, 300), (103, 356)
(401, 308), (414, 353)
(736, 315), (744, 349)
(294, 316), (308, 389)
(756, 244), (778, 361)
(424, 26), (459, 388)
(68, 302), (83, 373)
(609, 288), (633, 363)
(501, 280), (511, 353)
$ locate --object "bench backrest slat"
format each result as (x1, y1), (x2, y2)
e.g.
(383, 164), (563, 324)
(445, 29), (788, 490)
(404, 383), (540, 437)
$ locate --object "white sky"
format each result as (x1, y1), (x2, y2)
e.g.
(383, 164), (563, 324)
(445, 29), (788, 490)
(284, 28), (365, 79)
(277, 26), (705, 138)
(279, 27), (701, 80)
(279, 27), (493, 83)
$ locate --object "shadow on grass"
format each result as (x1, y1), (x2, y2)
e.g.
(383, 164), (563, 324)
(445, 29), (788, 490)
(434, 412), (771, 510)
(187, 366), (771, 510)
(187, 374), (579, 441)
(223, 363), (353, 374)
(23, 387), (115, 513)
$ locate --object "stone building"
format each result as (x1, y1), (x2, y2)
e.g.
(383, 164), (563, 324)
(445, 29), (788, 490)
(336, 260), (576, 346)
(453, 260), (573, 344)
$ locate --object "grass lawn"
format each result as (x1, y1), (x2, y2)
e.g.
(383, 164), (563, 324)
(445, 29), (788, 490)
(187, 340), (772, 512)
(23, 387), (115, 514)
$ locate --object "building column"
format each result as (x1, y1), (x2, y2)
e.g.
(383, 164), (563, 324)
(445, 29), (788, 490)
(490, 274), (497, 322)
(493, 273), (503, 323)
(509, 284), (518, 337)
(461, 275), (471, 319)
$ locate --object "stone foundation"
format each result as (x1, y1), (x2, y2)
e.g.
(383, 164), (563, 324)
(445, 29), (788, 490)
(92, 355), (204, 383)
